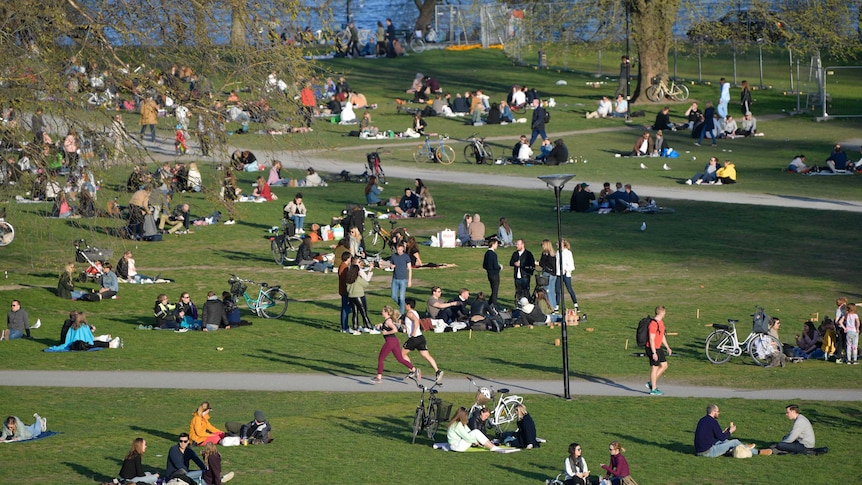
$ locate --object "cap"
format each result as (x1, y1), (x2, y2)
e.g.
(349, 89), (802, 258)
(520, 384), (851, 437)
(580, 183), (589, 188)
(254, 410), (266, 422)
(518, 297), (529, 307)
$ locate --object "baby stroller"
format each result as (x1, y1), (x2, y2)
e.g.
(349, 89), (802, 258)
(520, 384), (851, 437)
(74, 239), (113, 283)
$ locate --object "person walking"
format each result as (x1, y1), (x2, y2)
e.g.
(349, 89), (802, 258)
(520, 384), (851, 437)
(529, 98), (547, 146)
(717, 77), (730, 119)
(139, 96), (158, 143)
(482, 238), (502, 306)
(390, 242), (412, 315)
(646, 305), (672, 396)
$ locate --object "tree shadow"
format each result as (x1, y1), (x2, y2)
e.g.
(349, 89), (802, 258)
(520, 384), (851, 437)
(129, 424), (178, 442)
(60, 461), (114, 483)
(248, 348), (367, 375)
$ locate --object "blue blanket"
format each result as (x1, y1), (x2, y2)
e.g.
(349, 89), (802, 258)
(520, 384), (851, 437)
(3, 431), (60, 443)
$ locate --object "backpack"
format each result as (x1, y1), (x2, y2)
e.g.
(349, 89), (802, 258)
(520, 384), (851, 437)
(636, 315), (654, 347)
(543, 109), (551, 124)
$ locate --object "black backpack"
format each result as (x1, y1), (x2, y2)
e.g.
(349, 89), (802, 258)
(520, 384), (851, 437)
(543, 109), (551, 124)
(636, 315), (654, 347)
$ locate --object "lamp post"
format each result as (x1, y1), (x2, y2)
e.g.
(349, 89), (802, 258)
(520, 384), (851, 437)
(538, 174), (575, 400)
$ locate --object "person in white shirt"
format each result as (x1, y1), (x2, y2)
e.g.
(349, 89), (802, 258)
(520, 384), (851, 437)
(613, 94), (628, 118)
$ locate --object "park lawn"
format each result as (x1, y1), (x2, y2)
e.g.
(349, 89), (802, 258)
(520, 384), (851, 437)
(0, 388), (859, 484)
(1, 162), (861, 389)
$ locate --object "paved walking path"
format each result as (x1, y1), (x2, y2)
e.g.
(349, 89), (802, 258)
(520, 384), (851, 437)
(2, 370), (860, 401)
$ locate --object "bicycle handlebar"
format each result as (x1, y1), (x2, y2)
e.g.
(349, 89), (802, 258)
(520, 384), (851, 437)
(229, 274), (270, 287)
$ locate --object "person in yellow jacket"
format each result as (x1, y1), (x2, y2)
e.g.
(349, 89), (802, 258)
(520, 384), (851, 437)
(189, 401), (224, 446)
(717, 160), (737, 184)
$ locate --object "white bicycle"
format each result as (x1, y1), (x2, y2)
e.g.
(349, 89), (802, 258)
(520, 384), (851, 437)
(466, 377), (523, 438)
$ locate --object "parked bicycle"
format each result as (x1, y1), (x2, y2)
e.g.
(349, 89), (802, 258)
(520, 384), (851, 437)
(404, 26), (436, 53)
(463, 133), (494, 165)
(466, 377), (524, 438)
(228, 274), (289, 319)
(414, 135), (455, 165)
(646, 75), (690, 102)
(411, 378), (452, 444)
(367, 217), (407, 254)
(270, 220), (301, 266)
(705, 307), (782, 366)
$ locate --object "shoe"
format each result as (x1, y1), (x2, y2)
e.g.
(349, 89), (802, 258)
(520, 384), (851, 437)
(694, 142), (701, 146)
(854, 361), (859, 365)
(34, 413), (46, 432)
(715, 180), (722, 185)
(176, 328), (189, 333)
(371, 376), (382, 384)
(759, 448), (772, 456)
(351, 329), (361, 335)
(685, 179), (692, 185)
(649, 389), (664, 396)
(31, 319), (41, 329)
(711, 143), (717, 147)
(406, 368), (419, 381)
(367, 329), (381, 335)
(109, 337), (120, 349)
(645, 382), (652, 391)
(224, 219), (236, 225)
(360, 327), (370, 333)
(435, 370), (444, 384)
(695, 179), (702, 185)
(222, 471), (235, 483)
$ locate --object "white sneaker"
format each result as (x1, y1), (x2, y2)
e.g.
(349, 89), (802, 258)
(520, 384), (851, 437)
(367, 329), (381, 335)
(224, 219), (236, 225)
(222, 471), (235, 483)
(695, 179), (702, 185)
(685, 179), (692, 185)
(109, 337), (121, 349)
(176, 328), (189, 333)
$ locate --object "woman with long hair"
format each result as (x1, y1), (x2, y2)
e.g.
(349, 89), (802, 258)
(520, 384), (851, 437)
(252, 176), (273, 201)
(346, 257), (375, 334)
(189, 401), (225, 446)
(563, 442), (589, 485)
(457, 213), (472, 246)
(187, 162), (202, 192)
(539, 239), (558, 312)
(497, 217), (513, 247)
(446, 406), (499, 452)
(509, 404), (539, 449)
(365, 175), (384, 206)
(418, 185), (436, 218)
(119, 437), (160, 483)
(201, 441), (234, 485)
(600, 441), (631, 485)
(267, 160), (290, 187)
(405, 236), (422, 267)
(372, 306), (416, 383)
(559, 239), (579, 312)
(57, 262), (85, 300)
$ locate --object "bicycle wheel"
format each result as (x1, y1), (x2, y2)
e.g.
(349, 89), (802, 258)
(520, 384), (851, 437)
(435, 145), (455, 165)
(645, 85), (662, 102)
(481, 145), (494, 164)
(409, 38), (425, 53)
(748, 334), (782, 366)
(411, 407), (424, 444)
(511, 104), (526, 115)
(670, 83), (690, 101)
(413, 145), (426, 163)
(705, 330), (734, 364)
(463, 144), (479, 164)
(425, 400), (440, 439)
(271, 239), (285, 265)
(259, 287), (289, 319)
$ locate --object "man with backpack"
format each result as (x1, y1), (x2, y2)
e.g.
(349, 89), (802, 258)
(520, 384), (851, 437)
(645, 305), (672, 396)
(529, 98), (548, 146)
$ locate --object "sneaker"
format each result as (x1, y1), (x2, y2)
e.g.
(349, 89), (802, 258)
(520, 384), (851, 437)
(695, 179), (702, 185)
(222, 471), (235, 483)
(351, 329), (362, 335)
(694, 142), (701, 146)
(685, 179), (692, 185)
(109, 337), (120, 348)
(34, 413), (46, 432)
(759, 448), (772, 456)
(360, 327), (370, 333)
(435, 370), (444, 384)
(367, 328), (381, 335)
(711, 143), (717, 147)
(649, 389), (664, 396)
(715, 180), (722, 185)
(224, 219), (236, 225)
(176, 328), (189, 333)
(645, 382), (652, 391)
(406, 369), (418, 381)
(371, 376), (382, 384)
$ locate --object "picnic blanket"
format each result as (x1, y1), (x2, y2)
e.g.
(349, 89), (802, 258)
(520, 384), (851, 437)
(1, 431), (60, 443)
(413, 263), (455, 270)
(807, 170), (854, 176)
(432, 443), (521, 453)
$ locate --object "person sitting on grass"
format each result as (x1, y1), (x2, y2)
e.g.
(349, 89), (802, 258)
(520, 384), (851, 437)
(446, 406), (501, 452)
(165, 433), (206, 483)
(395, 187), (419, 217)
(685, 157), (719, 185)
(788, 155), (812, 174)
(1, 414), (47, 442)
(154, 294), (181, 330)
(252, 176), (274, 201)
(119, 437), (160, 484)
(694, 403), (771, 457)
(508, 404), (540, 449)
(767, 404), (826, 455)
(201, 291), (229, 332)
(631, 131), (653, 157)
(189, 401), (225, 447)
(716, 159), (736, 184)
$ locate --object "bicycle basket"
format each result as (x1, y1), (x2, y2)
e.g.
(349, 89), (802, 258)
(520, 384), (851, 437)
(436, 401), (454, 422)
(475, 387), (494, 406)
(230, 279), (247, 297)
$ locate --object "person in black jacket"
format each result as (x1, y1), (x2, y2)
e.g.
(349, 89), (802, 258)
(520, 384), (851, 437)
(119, 437), (160, 484)
(509, 239), (535, 301)
(545, 139), (568, 166)
(509, 404), (540, 449)
(202, 291), (228, 331)
(529, 98), (547, 146)
(482, 238), (502, 305)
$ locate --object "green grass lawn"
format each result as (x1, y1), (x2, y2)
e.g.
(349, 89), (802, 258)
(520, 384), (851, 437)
(2, 47), (862, 484)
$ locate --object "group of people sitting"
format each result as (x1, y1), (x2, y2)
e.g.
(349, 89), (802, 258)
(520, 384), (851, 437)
(445, 403), (540, 453)
(684, 158), (737, 185)
(151, 290), (251, 331)
(787, 144), (862, 174)
(570, 182), (640, 213)
(511, 135), (569, 165)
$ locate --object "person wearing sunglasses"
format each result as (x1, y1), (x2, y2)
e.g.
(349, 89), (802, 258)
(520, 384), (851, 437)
(165, 432), (205, 482)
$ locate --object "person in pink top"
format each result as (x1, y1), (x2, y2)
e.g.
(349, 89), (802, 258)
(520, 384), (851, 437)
(844, 303), (859, 364)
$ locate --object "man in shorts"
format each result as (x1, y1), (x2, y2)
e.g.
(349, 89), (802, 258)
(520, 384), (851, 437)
(402, 297), (443, 384)
(646, 305), (672, 395)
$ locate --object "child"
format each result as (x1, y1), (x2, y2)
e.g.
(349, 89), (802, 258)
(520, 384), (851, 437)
(563, 442), (589, 485)
(174, 124), (187, 155)
(599, 441), (631, 485)
(845, 303), (859, 364)
(372, 306), (417, 383)
(402, 297), (443, 383)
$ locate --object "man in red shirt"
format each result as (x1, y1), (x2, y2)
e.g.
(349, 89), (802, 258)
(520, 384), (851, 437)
(646, 305), (672, 395)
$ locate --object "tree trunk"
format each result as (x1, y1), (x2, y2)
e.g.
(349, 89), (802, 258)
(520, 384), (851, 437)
(230, 0), (248, 46)
(413, 0), (437, 33)
(630, 0), (679, 103)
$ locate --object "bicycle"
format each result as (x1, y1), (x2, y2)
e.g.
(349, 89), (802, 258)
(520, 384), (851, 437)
(463, 133), (494, 165)
(646, 75), (690, 102)
(367, 217), (407, 254)
(705, 307), (782, 366)
(228, 274), (289, 319)
(466, 377), (524, 438)
(411, 378), (452, 444)
(405, 28), (434, 54)
(269, 220), (301, 266)
(366, 149), (386, 184)
(413, 135), (455, 165)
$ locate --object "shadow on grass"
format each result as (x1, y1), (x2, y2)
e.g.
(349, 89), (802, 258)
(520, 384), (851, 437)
(129, 424), (178, 442)
(61, 461), (114, 483)
(492, 463), (552, 483)
(616, 431), (693, 455)
(249, 348), (367, 375)
(336, 414), (417, 446)
(476, 360), (640, 395)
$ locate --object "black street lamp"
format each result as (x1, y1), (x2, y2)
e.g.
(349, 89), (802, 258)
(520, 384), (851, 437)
(538, 174), (575, 400)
